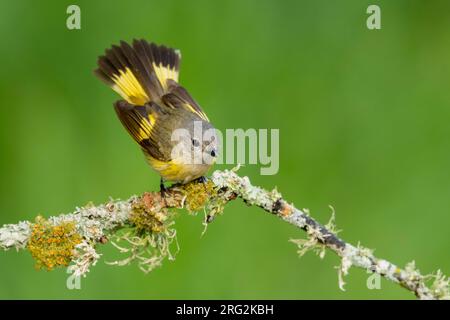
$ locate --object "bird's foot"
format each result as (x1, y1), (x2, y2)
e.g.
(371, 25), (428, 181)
(195, 176), (210, 193)
(196, 176), (209, 184)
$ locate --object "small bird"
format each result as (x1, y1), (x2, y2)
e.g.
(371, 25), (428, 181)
(94, 39), (218, 190)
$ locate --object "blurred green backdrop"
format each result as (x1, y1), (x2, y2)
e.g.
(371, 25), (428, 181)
(0, 0), (449, 299)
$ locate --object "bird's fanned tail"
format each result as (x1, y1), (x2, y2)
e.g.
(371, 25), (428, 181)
(94, 39), (181, 105)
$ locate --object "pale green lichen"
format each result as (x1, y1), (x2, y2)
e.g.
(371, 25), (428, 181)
(107, 227), (178, 273)
(324, 206), (341, 236)
(401, 261), (450, 300)
(289, 222), (325, 258)
(290, 206), (342, 259)
(429, 270), (450, 300)
(107, 195), (179, 273)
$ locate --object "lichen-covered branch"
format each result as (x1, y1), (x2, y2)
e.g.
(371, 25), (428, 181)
(0, 169), (448, 299)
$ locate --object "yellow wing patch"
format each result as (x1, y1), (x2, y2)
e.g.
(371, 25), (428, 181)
(182, 102), (209, 121)
(137, 114), (155, 142)
(114, 101), (155, 143)
(112, 67), (149, 105)
(130, 111), (154, 142)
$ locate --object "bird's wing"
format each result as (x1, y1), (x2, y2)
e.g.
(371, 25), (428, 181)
(162, 82), (210, 122)
(114, 100), (169, 162)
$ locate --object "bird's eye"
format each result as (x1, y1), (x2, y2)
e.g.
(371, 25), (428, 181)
(192, 139), (200, 147)
(210, 149), (216, 157)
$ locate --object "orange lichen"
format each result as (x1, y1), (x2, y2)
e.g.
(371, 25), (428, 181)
(27, 216), (82, 271)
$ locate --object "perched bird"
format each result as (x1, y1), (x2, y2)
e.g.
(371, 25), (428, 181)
(94, 39), (218, 190)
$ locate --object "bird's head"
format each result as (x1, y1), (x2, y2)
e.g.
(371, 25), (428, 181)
(170, 119), (218, 166)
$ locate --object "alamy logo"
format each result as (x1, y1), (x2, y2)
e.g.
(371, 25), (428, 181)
(367, 271), (381, 290)
(66, 5), (81, 30)
(367, 5), (381, 30)
(171, 121), (279, 175)
(66, 267), (81, 290)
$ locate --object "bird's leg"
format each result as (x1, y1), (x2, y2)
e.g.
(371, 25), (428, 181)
(195, 176), (211, 224)
(160, 178), (168, 201)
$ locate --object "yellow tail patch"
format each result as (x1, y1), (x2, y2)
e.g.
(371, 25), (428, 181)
(112, 68), (149, 106)
(152, 56), (180, 91)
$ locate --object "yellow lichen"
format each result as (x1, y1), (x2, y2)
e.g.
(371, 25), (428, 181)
(27, 216), (82, 271)
(181, 180), (217, 213)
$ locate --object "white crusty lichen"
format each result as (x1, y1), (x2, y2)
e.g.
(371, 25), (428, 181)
(48, 197), (133, 242)
(211, 166), (282, 212)
(336, 243), (373, 291)
(337, 255), (353, 291)
(0, 221), (32, 250)
(68, 240), (101, 277)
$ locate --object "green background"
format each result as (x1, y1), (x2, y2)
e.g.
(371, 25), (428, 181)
(0, 0), (449, 299)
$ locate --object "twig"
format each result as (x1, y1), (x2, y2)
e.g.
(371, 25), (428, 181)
(0, 169), (448, 299)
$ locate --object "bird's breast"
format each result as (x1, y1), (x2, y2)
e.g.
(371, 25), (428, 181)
(147, 156), (212, 183)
